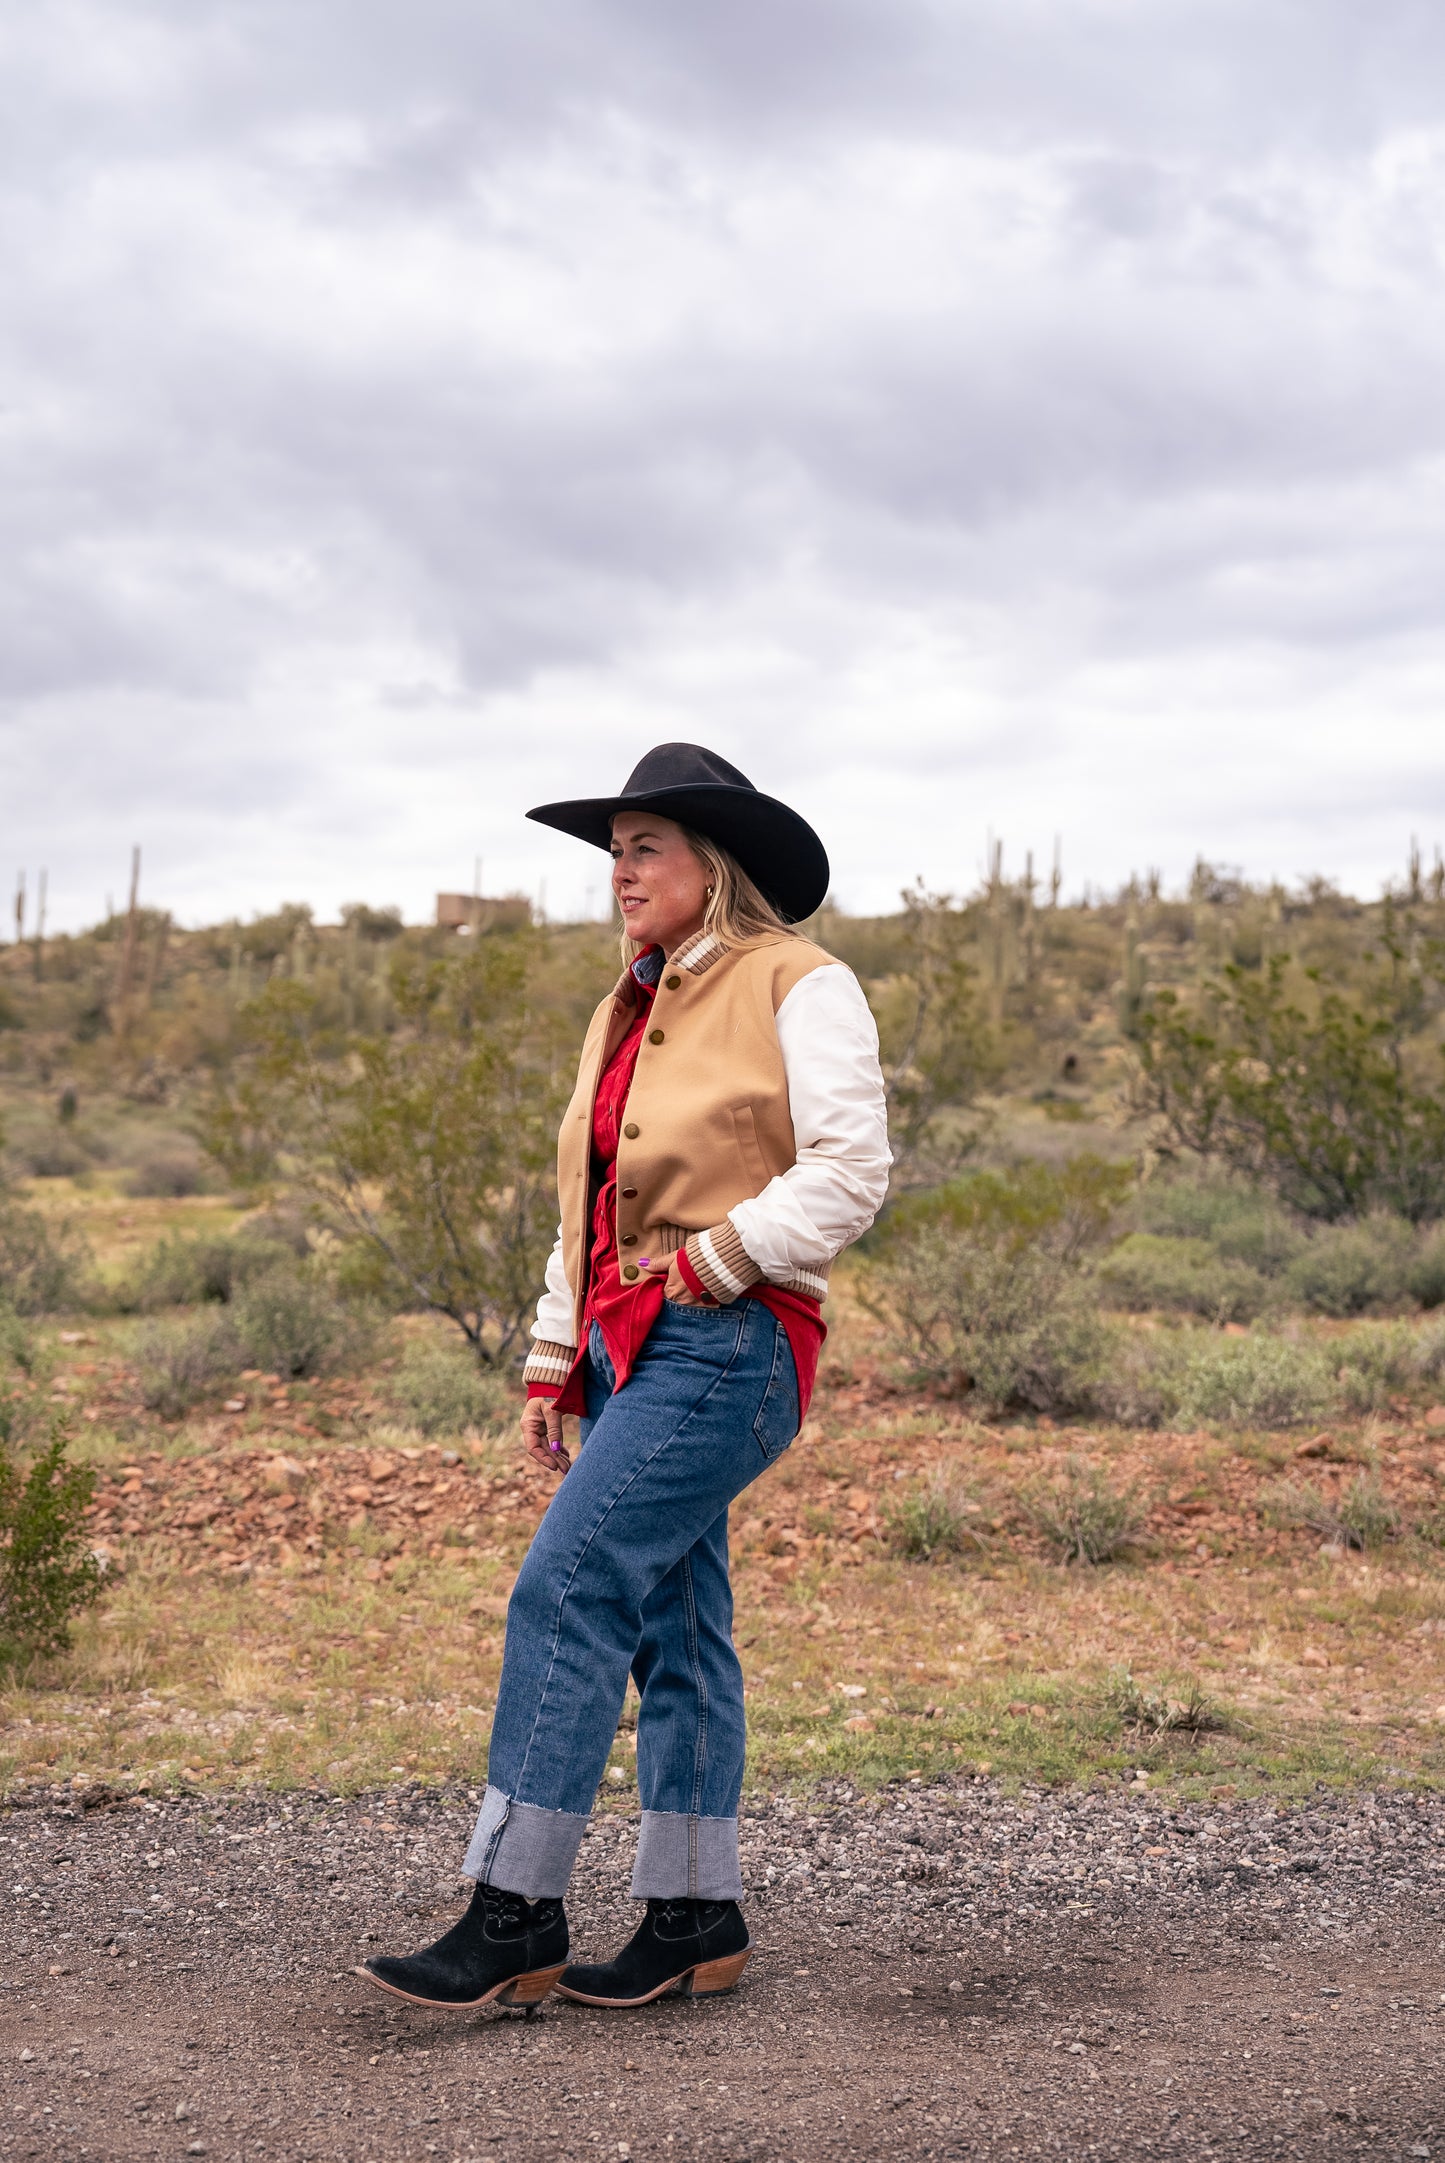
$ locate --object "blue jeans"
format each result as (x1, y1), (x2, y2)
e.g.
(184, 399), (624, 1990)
(462, 1298), (799, 1901)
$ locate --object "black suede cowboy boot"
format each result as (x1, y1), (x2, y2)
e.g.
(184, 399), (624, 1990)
(557, 1898), (751, 2007)
(358, 1883), (568, 2009)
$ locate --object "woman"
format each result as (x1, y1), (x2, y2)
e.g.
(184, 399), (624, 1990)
(361, 743), (890, 2012)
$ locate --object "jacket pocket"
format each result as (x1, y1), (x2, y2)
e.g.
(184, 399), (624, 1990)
(730, 1101), (770, 1192)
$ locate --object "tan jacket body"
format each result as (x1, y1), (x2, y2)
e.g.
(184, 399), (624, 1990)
(555, 934), (834, 1345)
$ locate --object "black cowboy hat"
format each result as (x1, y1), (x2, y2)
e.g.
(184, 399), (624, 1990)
(527, 743), (830, 924)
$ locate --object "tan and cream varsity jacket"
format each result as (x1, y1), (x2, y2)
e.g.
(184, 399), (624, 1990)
(521, 928), (891, 1389)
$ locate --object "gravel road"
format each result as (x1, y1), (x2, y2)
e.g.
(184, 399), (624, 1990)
(3, 1779), (1443, 2160)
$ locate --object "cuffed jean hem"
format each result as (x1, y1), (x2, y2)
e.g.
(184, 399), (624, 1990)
(461, 1784), (589, 1899)
(630, 1811), (743, 1902)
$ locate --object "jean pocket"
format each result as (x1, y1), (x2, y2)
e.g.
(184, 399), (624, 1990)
(752, 1319), (800, 1463)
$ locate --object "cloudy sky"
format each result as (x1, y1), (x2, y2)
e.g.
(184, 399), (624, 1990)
(4, 0), (1445, 932)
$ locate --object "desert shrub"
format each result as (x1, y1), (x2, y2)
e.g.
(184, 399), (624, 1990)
(1413, 1317), (1445, 1383)
(1099, 1233), (1274, 1323)
(863, 1156), (1127, 1411)
(117, 1229), (299, 1313)
(1331, 1322), (1423, 1414)
(1135, 935), (1445, 1223)
(1262, 1473), (1401, 1550)
(124, 1144), (210, 1199)
(1021, 1456), (1144, 1565)
(1, 1418), (106, 1660)
(1416, 1503), (1445, 1550)
(1282, 1215), (1419, 1317)
(1105, 1668), (1225, 1735)
(882, 1468), (990, 1561)
(0, 1297), (37, 1374)
(231, 1263), (373, 1379)
(1097, 1328), (1335, 1430)
(132, 1309), (243, 1417)
(204, 938), (570, 1362)
(0, 1302), (42, 1447)
(0, 1199), (90, 1315)
(1160, 1332), (1334, 1429)
(1131, 1173), (1306, 1274)
(389, 1337), (514, 1437)
(18, 1132), (94, 1179)
(1406, 1227), (1445, 1312)
(1100, 1316), (1445, 1429)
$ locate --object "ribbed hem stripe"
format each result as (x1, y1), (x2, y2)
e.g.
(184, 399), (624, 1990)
(686, 1220), (764, 1305)
(522, 1338), (575, 1388)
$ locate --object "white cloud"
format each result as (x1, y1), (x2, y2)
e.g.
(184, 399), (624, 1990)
(3, 0), (1445, 931)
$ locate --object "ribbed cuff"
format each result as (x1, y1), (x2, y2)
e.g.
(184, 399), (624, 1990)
(685, 1220), (765, 1306)
(522, 1338), (575, 1391)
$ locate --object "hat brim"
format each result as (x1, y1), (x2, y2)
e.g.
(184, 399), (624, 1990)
(526, 785), (829, 924)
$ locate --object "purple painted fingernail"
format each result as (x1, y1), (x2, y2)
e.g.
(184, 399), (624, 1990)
(639, 1256), (650, 1266)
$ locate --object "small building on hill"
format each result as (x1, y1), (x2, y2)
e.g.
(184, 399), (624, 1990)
(435, 893), (533, 935)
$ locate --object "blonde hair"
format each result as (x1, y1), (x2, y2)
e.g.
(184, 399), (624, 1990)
(617, 824), (801, 964)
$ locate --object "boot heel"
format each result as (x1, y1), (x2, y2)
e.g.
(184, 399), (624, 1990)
(496, 1963), (566, 2006)
(682, 1948), (752, 1998)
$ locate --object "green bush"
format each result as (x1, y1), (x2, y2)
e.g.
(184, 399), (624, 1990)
(1131, 1173), (1306, 1274)
(1, 1418), (106, 1660)
(389, 1337), (514, 1437)
(1099, 1233), (1274, 1323)
(117, 1229), (299, 1313)
(231, 1263), (373, 1379)
(863, 1156), (1125, 1412)
(124, 1144), (211, 1199)
(1135, 936), (1445, 1223)
(1405, 1226), (1445, 1311)
(1282, 1215), (1420, 1317)
(0, 1199), (90, 1315)
(1105, 1667), (1225, 1735)
(1021, 1456), (1144, 1565)
(1261, 1473), (1401, 1551)
(17, 1133), (94, 1180)
(132, 1309), (242, 1418)
(1099, 1329), (1336, 1430)
(0, 1301), (43, 1446)
(881, 1468), (989, 1561)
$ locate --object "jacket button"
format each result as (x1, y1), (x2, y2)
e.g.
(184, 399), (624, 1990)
(665, 974), (681, 990)
(621, 1234), (637, 1247)
(623, 1122), (639, 1139)
(648, 1028), (664, 1045)
(621, 1186), (638, 1199)
(622, 1263), (640, 1281)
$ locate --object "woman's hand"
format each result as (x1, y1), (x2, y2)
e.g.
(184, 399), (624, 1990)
(521, 1396), (571, 1475)
(641, 1254), (707, 1306)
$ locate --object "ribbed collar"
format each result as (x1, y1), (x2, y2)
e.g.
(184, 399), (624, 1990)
(669, 928), (726, 977)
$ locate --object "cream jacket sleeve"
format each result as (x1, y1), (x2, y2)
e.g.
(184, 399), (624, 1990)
(531, 1227), (576, 1351)
(718, 962), (892, 1289)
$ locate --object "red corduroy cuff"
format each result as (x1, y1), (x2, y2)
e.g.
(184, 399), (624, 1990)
(674, 1247), (717, 1304)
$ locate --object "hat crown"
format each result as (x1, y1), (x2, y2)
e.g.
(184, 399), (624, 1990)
(621, 743), (755, 798)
